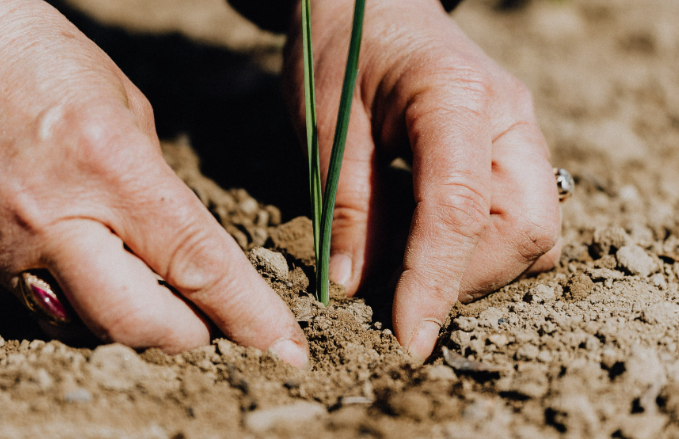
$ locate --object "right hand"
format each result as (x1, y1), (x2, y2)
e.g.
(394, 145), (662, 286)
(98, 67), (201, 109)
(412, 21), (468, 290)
(283, 0), (561, 362)
(0, 0), (308, 368)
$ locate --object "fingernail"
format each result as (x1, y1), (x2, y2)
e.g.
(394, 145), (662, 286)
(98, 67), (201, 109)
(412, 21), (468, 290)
(269, 338), (309, 370)
(406, 320), (441, 364)
(329, 253), (352, 287)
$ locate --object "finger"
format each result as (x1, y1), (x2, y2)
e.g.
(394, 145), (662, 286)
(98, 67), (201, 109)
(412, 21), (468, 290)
(106, 136), (308, 368)
(324, 101), (388, 295)
(41, 219), (212, 353)
(393, 81), (493, 363)
(457, 124), (561, 302)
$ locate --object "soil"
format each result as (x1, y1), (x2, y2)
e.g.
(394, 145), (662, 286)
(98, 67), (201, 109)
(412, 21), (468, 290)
(2, 0), (679, 438)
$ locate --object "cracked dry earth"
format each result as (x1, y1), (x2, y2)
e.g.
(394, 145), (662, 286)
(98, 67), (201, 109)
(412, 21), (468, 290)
(3, 0), (679, 438)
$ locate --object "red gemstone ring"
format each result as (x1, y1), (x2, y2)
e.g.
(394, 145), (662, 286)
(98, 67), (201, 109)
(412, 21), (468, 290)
(19, 271), (73, 326)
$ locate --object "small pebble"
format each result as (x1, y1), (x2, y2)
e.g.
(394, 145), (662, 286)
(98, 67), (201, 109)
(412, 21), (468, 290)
(515, 344), (540, 361)
(515, 330), (539, 344)
(87, 344), (150, 391)
(601, 345), (619, 369)
(540, 322), (557, 335)
(593, 227), (631, 257)
(238, 197), (260, 217)
(524, 285), (556, 304)
(255, 210), (270, 227)
(450, 331), (471, 351)
(616, 245), (657, 277)
(341, 396), (374, 405)
(641, 302), (679, 325)
(567, 275), (594, 300)
(28, 340), (45, 350)
(248, 247), (289, 279)
(245, 402), (326, 432)
(454, 317), (478, 332)
(478, 307), (503, 329)
(64, 388), (93, 404)
(424, 365), (457, 381)
(488, 334), (508, 348)
(651, 273), (667, 288)
(31, 368), (54, 391)
(537, 350), (553, 363)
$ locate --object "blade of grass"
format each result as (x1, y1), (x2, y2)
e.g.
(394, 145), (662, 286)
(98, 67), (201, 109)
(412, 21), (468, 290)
(318, 0), (366, 305)
(301, 0), (322, 291)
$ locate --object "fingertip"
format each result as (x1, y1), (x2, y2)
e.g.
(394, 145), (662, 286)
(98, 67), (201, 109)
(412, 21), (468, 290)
(329, 253), (353, 289)
(269, 338), (310, 370)
(525, 237), (563, 275)
(329, 213), (369, 296)
(405, 319), (441, 364)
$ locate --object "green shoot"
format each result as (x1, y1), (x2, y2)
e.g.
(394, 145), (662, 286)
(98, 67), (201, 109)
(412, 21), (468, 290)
(301, 0), (366, 306)
(301, 0), (322, 268)
(317, 0), (366, 305)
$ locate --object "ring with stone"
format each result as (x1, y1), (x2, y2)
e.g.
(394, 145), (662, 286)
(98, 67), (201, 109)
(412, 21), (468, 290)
(18, 271), (73, 326)
(554, 168), (574, 202)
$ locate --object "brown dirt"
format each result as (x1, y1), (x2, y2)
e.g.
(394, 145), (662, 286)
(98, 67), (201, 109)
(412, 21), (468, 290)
(3, 0), (679, 437)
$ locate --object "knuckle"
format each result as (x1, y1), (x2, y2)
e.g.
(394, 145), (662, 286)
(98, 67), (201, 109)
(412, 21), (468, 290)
(2, 189), (40, 232)
(72, 113), (127, 172)
(450, 67), (494, 106)
(164, 224), (229, 295)
(127, 87), (155, 129)
(428, 53), (496, 104)
(405, 56), (494, 119)
(401, 63), (496, 150)
(68, 104), (149, 182)
(508, 76), (537, 114)
(427, 184), (490, 242)
(509, 75), (533, 101)
(332, 205), (368, 230)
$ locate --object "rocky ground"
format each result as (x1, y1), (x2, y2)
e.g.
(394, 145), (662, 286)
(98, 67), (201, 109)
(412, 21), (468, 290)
(2, 0), (679, 438)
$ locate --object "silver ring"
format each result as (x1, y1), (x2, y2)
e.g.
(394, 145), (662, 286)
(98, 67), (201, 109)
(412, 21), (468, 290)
(19, 271), (73, 326)
(554, 168), (574, 202)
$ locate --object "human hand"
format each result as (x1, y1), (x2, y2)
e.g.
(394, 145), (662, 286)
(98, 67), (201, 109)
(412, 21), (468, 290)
(284, 0), (561, 362)
(0, 0), (307, 368)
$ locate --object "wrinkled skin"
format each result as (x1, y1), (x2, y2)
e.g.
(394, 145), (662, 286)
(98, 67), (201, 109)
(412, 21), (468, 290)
(0, 0), (559, 366)
(284, 0), (561, 361)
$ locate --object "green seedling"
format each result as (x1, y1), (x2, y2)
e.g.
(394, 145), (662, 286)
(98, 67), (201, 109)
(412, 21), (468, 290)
(301, 0), (366, 306)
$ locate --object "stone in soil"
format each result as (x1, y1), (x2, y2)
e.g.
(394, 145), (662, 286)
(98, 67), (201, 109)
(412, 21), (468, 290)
(616, 245), (658, 277)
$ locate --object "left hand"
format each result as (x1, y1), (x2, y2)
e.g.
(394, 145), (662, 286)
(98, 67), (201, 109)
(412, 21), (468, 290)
(283, 0), (561, 362)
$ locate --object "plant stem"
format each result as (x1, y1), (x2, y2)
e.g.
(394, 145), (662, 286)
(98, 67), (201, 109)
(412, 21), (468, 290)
(317, 0), (366, 305)
(301, 0), (322, 280)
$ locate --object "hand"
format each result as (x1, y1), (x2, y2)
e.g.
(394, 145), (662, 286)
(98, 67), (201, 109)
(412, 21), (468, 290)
(0, 0), (307, 368)
(284, 0), (561, 362)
